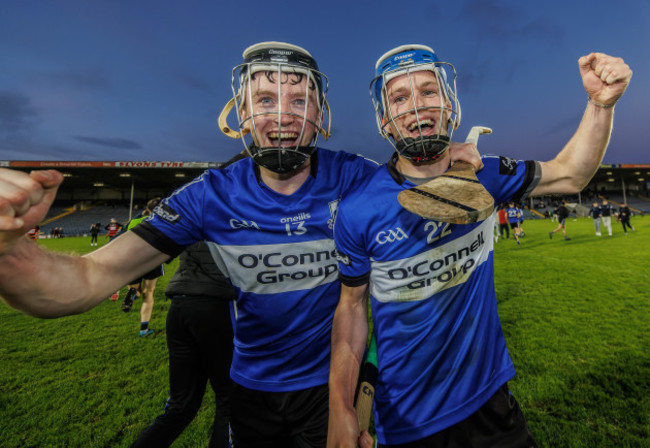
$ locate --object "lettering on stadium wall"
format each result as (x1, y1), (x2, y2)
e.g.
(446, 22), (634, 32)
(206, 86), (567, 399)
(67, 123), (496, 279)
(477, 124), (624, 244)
(117, 161), (190, 168)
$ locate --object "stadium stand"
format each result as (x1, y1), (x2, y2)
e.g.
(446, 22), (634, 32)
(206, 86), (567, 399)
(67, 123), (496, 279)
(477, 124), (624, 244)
(39, 205), (132, 237)
(597, 195), (647, 215)
(1, 160), (222, 237)
(1, 160), (646, 233)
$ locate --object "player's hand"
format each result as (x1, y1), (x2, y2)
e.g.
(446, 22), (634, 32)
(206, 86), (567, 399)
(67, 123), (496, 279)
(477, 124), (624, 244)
(579, 53), (632, 107)
(0, 169), (63, 250)
(358, 430), (373, 448)
(449, 141), (484, 172)
(327, 406), (362, 448)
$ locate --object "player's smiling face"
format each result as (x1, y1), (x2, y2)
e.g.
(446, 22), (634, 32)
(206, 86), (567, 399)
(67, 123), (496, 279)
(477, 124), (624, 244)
(383, 70), (450, 141)
(240, 71), (320, 148)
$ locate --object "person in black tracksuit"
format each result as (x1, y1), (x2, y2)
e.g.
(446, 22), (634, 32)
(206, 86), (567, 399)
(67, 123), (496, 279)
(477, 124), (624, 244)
(89, 223), (100, 246)
(618, 203), (635, 234)
(131, 241), (235, 447)
(549, 200), (572, 241)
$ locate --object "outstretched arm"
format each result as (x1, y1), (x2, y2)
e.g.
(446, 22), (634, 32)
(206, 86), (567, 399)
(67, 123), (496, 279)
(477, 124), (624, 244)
(328, 283), (373, 448)
(532, 53), (632, 196)
(0, 168), (169, 318)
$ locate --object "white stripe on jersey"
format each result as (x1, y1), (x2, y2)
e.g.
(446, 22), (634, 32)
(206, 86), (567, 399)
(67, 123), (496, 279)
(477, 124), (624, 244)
(369, 217), (494, 302)
(207, 239), (339, 295)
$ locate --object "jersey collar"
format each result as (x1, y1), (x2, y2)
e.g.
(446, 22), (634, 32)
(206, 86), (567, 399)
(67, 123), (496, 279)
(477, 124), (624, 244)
(387, 152), (407, 185)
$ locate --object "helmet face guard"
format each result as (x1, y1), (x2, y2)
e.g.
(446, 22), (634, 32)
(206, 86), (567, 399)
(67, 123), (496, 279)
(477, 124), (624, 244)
(219, 42), (330, 174)
(370, 45), (461, 163)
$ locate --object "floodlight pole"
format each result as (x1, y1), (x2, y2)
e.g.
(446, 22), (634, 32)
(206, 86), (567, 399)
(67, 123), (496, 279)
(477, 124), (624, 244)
(621, 177), (626, 204)
(129, 178), (135, 221)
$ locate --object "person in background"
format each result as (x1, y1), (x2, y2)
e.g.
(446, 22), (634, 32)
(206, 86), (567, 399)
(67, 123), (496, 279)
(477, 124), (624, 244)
(90, 222), (101, 246)
(601, 198), (614, 236)
(618, 202), (635, 234)
(516, 203), (525, 237)
(105, 218), (123, 241)
(131, 241), (235, 447)
(506, 201), (522, 245)
(589, 201), (602, 236)
(121, 197), (164, 337)
(549, 200), (572, 241)
(497, 205), (510, 239)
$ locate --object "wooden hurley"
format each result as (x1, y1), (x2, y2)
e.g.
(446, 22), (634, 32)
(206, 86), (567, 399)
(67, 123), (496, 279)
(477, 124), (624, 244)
(398, 126), (495, 224)
(354, 335), (378, 433)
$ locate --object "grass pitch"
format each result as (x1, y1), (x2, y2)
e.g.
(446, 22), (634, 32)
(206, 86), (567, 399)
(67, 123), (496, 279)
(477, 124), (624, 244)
(1, 217), (649, 447)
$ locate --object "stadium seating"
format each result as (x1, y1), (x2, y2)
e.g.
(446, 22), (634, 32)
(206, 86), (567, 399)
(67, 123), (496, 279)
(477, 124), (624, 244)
(39, 205), (133, 237)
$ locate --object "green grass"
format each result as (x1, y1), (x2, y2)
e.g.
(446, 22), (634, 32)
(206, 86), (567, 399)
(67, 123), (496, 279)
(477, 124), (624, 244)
(495, 217), (650, 447)
(1, 218), (649, 447)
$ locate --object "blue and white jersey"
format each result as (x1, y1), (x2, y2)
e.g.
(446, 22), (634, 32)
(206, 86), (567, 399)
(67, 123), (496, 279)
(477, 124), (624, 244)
(335, 154), (540, 445)
(133, 148), (379, 392)
(517, 207), (525, 223)
(506, 206), (520, 224)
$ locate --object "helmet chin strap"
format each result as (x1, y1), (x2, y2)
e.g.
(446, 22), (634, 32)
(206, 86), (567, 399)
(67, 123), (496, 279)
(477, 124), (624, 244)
(395, 135), (450, 163)
(249, 145), (315, 174)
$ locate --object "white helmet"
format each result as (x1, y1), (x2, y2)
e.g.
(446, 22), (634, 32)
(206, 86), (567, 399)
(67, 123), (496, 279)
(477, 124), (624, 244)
(219, 42), (330, 173)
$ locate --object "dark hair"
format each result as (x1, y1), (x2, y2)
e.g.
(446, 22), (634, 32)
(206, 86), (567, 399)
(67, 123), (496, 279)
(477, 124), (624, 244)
(250, 71), (317, 92)
(146, 197), (162, 211)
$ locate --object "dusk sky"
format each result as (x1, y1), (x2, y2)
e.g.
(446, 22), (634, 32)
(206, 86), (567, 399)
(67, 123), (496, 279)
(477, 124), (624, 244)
(1, 0), (648, 165)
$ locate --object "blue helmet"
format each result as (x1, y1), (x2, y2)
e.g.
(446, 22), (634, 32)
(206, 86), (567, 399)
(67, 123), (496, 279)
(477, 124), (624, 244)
(370, 44), (461, 163)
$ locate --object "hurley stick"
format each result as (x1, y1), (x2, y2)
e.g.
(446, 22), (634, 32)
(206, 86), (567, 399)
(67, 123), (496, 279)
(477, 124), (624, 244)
(397, 126), (495, 224)
(354, 334), (378, 433)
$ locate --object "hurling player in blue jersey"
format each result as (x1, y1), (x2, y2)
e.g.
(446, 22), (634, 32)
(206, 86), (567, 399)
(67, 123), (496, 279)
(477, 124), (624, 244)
(0, 41), (480, 447)
(328, 45), (631, 448)
(517, 205), (525, 237)
(506, 201), (522, 245)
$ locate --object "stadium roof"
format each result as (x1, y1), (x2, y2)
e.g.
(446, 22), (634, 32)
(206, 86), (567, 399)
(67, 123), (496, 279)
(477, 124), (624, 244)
(1, 160), (222, 193)
(2, 160), (649, 195)
(591, 163), (650, 188)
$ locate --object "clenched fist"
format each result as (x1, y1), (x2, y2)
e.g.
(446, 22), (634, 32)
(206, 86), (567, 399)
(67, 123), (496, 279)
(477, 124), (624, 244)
(0, 169), (63, 251)
(579, 52), (632, 107)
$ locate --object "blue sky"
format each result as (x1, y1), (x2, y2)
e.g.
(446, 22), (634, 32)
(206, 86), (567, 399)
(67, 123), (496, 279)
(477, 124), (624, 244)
(1, 0), (648, 164)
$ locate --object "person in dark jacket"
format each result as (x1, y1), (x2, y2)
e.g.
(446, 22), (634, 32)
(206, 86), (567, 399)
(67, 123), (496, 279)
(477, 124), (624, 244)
(89, 222), (101, 246)
(131, 241), (235, 448)
(589, 201), (602, 236)
(601, 198), (614, 236)
(618, 203), (635, 234)
(549, 200), (572, 241)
